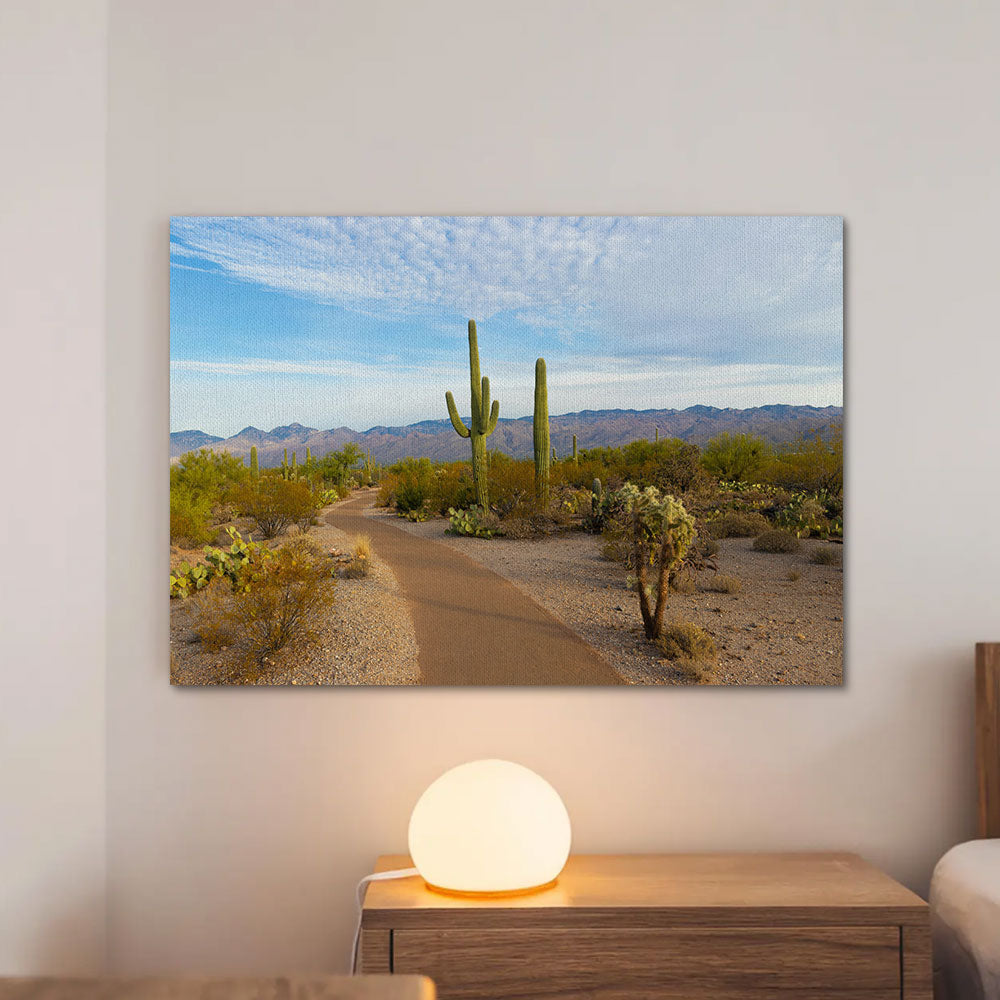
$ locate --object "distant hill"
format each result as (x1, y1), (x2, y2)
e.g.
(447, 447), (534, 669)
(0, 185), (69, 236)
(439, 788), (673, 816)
(170, 404), (843, 467)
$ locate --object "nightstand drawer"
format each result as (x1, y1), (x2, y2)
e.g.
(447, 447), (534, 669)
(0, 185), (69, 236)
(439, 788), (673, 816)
(392, 926), (901, 999)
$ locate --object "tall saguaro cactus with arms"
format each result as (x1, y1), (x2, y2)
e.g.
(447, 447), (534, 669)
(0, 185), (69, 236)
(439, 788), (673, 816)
(446, 320), (500, 508)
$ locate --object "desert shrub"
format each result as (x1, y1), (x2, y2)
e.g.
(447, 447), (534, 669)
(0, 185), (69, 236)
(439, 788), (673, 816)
(392, 457), (437, 513)
(670, 570), (697, 594)
(810, 544), (842, 566)
(764, 423), (842, 494)
(753, 529), (801, 554)
(226, 538), (336, 669)
(435, 462), (477, 514)
(232, 478), (318, 538)
(786, 569), (801, 581)
(705, 573), (742, 594)
(656, 621), (717, 673)
(170, 486), (216, 547)
(698, 537), (720, 557)
(487, 455), (537, 520)
(566, 438), (707, 495)
(191, 586), (236, 652)
(375, 479), (395, 508)
(499, 517), (534, 540)
(447, 505), (499, 539)
(600, 523), (632, 564)
(701, 433), (771, 482)
(705, 511), (770, 538)
(313, 443), (363, 491)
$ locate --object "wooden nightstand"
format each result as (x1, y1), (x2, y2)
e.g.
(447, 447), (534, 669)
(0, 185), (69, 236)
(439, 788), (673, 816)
(359, 853), (930, 999)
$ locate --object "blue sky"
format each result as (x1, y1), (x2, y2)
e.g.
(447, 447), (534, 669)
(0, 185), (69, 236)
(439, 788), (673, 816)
(170, 216), (842, 436)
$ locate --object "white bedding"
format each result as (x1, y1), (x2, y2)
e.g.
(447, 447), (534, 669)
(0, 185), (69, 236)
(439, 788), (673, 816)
(931, 839), (1000, 1000)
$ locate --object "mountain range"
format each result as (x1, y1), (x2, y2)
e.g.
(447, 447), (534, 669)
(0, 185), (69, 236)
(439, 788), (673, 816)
(170, 404), (842, 466)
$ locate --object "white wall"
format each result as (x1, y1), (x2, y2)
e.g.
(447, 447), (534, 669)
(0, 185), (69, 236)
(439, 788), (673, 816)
(99, 0), (996, 975)
(0, 0), (108, 975)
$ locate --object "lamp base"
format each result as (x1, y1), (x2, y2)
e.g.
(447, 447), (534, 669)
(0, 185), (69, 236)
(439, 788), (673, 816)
(422, 877), (558, 898)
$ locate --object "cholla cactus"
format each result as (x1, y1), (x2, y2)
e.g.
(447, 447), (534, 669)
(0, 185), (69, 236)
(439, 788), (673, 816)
(616, 482), (695, 640)
(446, 320), (500, 507)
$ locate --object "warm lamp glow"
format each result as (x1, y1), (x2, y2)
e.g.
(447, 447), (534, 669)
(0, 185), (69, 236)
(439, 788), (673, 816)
(407, 759), (571, 895)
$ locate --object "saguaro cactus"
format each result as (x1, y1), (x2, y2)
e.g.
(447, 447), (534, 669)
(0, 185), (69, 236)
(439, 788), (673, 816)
(291, 451), (297, 477)
(572, 434), (578, 464)
(655, 426), (659, 443)
(533, 357), (550, 506)
(446, 319), (500, 508)
(282, 448), (288, 480)
(305, 447), (312, 473)
(250, 446), (259, 480)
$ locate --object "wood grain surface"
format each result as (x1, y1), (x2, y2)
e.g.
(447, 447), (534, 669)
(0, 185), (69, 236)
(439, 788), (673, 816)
(362, 853), (928, 929)
(393, 926), (899, 999)
(977, 642), (1000, 837)
(0, 979), (433, 1000)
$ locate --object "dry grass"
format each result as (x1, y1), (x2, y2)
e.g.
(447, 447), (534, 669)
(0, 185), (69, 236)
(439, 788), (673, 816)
(753, 529), (801, 554)
(705, 573), (742, 594)
(670, 570), (697, 594)
(191, 584), (236, 652)
(810, 544), (842, 566)
(706, 512), (770, 539)
(786, 568), (802, 581)
(657, 621), (717, 683)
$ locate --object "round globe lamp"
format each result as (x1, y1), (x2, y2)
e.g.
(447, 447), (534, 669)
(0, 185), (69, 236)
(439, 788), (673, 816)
(407, 759), (571, 895)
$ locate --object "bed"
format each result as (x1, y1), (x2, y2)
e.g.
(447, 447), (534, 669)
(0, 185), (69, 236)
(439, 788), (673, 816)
(931, 643), (1000, 1000)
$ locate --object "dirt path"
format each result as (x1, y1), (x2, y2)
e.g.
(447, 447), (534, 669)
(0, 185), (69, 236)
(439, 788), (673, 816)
(327, 493), (624, 686)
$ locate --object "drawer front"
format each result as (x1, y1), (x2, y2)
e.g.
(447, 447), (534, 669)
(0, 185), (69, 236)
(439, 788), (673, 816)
(392, 926), (901, 1000)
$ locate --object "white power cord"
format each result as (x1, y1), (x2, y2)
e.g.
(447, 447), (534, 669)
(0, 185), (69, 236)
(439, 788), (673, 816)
(350, 867), (420, 973)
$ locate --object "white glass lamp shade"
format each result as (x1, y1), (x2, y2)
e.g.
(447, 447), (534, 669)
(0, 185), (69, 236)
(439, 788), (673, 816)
(407, 759), (571, 894)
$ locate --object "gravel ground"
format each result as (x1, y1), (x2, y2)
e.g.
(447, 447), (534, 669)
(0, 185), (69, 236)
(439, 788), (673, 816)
(170, 507), (420, 686)
(372, 508), (842, 686)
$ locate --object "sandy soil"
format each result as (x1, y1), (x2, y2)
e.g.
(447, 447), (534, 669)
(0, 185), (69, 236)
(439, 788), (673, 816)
(374, 507), (843, 686)
(169, 506), (420, 686)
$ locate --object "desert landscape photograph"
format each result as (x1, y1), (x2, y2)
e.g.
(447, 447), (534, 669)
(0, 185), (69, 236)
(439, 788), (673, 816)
(169, 215), (843, 686)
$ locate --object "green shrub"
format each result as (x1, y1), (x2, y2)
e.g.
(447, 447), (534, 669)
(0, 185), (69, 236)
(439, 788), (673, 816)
(705, 573), (742, 594)
(226, 538), (336, 674)
(170, 486), (216, 547)
(656, 621), (717, 672)
(764, 424), (842, 494)
(753, 529), (801, 553)
(232, 478), (318, 539)
(706, 511), (770, 539)
(447, 505), (499, 538)
(701, 433), (771, 482)
(810, 544), (842, 565)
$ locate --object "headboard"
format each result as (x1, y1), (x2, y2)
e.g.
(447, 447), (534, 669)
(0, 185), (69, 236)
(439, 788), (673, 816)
(976, 642), (1000, 837)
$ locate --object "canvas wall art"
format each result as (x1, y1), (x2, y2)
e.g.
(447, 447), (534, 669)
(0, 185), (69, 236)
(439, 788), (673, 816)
(170, 216), (843, 687)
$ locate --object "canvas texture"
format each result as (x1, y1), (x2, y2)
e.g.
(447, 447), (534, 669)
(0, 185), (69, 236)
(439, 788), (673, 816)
(169, 216), (843, 687)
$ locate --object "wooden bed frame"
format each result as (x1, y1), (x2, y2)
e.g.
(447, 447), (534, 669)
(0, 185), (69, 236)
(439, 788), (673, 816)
(977, 642), (1000, 837)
